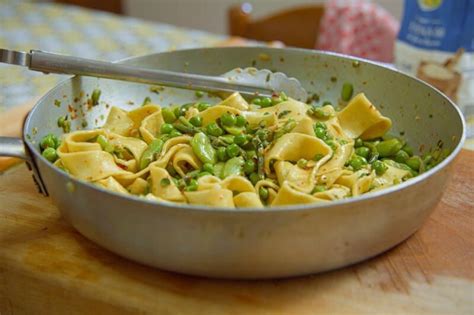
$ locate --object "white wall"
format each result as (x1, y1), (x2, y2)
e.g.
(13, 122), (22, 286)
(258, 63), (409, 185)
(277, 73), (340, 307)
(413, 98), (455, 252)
(124, 0), (403, 34)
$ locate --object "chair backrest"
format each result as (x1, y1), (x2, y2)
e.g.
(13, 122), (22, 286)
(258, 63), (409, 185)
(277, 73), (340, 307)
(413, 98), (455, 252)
(54, 0), (123, 14)
(228, 4), (325, 49)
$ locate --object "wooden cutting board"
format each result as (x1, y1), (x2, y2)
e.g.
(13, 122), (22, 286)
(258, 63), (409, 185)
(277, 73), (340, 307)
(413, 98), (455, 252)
(0, 151), (473, 315)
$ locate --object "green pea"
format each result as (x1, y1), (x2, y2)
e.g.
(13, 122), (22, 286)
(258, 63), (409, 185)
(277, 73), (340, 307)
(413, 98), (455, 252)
(297, 159), (308, 168)
(341, 83), (353, 101)
(376, 138), (403, 157)
(314, 127), (327, 140)
(226, 143), (240, 158)
(259, 187), (269, 201)
(186, 169), (201, 179)
(315, 121), (327, 130)
(249, 172), (261, 185)
(160, 123), (175, 134)
(191, 132), (216, 164)
(251, 97), (262, 106)
(221, 113), (236, 127)
(40, 134), (59, 150)
(197, 102), (210, 112)
(142, 96), (152, 106)
(161, 108), (177, 123)
(245, 150), (257, 160)
(354, 138), (364, 148)
(195, 90), (205, 98)
(349, 155), (367, 171)
(234, 134), (248, 146)
(139, 138), (164, 170)
(57, 116), (67, 128)
(272, 92), (288, 105)
(312, 185), (326, 193)
(235, 115), (247, 127)
(261, 97), (273, 108)
(406, 156), (421, 171)
(243, 159), (256, 175)
(217, 147), (228, 162)
(91, 88), (101, 105)
(313, 153), (324, 161)
(185, 179), (199, 192)
(222, 156), (244, 177)
(160, 178), (171, 187)
(402, 144), (414, 156)
(308, 107), (331, 120)
(173, 106), (186, 117)
(322, 101), (332, 106)
(189, 116), (203, 127)
(202, 163), (214, 174)
(325, 139), (337, 151)
(42, 147), (57, 162)
(256, 129), (268, 141)
(197, 171), (212, 178)
(355, 147), (370, 159)
(169, 130), (182, 138)
(372, 160), (387, 175)
(206, 122), (224, 136)
(394, 150), (410, 163)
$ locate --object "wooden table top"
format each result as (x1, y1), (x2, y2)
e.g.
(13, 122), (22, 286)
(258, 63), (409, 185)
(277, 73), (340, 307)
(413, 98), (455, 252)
(0, 150), (472, 314)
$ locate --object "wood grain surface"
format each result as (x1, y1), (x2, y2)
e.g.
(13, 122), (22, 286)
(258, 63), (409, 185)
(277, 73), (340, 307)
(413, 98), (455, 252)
(0, 151), (473, 315)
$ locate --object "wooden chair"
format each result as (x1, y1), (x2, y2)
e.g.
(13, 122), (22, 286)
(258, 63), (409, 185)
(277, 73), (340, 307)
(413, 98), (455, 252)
(54, 0), (123, 14)
(228, 3), (325, 49)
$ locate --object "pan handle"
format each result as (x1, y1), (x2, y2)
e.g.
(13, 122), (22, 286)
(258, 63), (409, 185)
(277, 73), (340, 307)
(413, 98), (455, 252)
(0, 137), (27, 159)
(0, 136), (48, 196)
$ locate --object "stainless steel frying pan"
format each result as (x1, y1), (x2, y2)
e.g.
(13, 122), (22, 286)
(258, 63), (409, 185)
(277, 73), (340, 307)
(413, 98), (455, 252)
(0, 47), (465, 279)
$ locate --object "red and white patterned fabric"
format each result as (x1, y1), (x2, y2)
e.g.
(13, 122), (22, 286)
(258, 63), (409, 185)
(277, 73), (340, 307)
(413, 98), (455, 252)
(316, 0), (399, 63)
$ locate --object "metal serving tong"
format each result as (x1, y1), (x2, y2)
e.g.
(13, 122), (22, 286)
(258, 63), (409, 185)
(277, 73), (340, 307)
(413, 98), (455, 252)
(0, 48), (307, 101)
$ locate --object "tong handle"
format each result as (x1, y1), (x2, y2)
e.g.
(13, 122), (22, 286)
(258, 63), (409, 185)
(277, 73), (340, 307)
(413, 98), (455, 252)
(0, 48), (274, 97)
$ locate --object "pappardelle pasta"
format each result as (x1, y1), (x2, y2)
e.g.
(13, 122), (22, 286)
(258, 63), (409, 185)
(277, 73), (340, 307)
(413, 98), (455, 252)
(39, 90), (448, 208)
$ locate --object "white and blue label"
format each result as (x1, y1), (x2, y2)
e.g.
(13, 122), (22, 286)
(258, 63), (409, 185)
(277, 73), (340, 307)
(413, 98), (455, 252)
(398, 0), (474, 52)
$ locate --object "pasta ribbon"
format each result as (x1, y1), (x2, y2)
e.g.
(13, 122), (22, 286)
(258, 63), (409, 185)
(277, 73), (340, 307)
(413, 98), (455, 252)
(337, 93), (392, 140)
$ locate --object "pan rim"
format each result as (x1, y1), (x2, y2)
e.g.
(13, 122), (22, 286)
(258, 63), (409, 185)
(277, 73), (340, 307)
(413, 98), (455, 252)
(23, 46), (467, 213)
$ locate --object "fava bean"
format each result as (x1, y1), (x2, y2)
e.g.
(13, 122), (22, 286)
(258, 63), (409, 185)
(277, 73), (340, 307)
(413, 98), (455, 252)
(191, 132), (216, 164)
(139, 138), (164, 170)
(206, 122), (224, 136)
(161, 108), (177, 123)
(394, 150), (410, 163)
(376, 138), (403, 157)
(91, 89), (101, 105)
(223, 157), (244, 177)
(406, 156), (422, 171)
